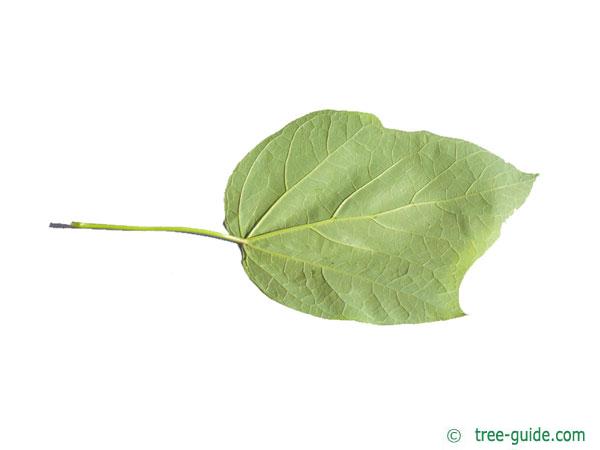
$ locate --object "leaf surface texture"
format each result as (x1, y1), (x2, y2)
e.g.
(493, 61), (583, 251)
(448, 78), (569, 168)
(225, 110), (536, 324)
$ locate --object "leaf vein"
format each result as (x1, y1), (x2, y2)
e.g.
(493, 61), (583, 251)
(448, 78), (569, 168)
(247, 121), (373, 237)
(249, 179), (532, 242)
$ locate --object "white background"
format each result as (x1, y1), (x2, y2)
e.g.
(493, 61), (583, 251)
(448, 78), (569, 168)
(1, 1), (598, 449)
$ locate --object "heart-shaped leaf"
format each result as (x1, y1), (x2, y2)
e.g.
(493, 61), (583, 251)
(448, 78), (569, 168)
(53, 110), (536, 325)
(225, 110), (536, 324)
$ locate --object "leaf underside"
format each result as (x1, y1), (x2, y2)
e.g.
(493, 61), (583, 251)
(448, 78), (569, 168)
(224, 110), (536, 325)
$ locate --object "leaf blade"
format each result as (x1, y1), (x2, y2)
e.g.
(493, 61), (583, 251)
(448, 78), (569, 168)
(225, 110), (536, 324)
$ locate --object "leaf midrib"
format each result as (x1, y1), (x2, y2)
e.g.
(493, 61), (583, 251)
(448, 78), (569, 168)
(246, 179), (532, 243)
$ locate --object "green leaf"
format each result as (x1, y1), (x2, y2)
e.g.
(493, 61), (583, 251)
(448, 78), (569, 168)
(224, 110), (536, 324)
(54, 109), (536, 325)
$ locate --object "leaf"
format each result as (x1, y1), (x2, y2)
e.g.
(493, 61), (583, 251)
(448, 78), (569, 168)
(54, 109), (536, 325)
(224, 110), (536, 324)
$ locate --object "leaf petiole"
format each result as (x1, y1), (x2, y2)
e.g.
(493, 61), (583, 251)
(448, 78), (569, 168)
(49, 222), (247, 245)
